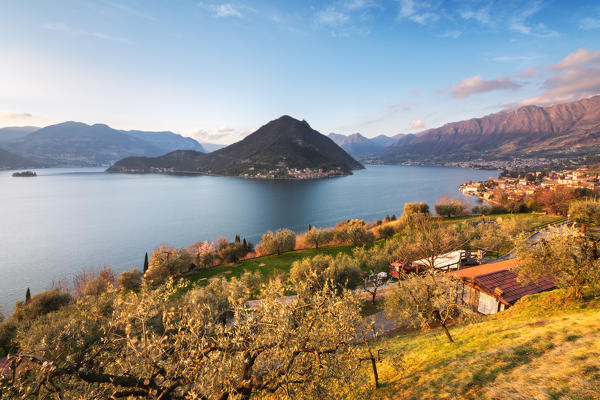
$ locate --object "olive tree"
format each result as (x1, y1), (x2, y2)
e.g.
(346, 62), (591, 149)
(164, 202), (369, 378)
(144, 245), (193, 282)
(304, 227), (334, 248)
(334, 219), (375, 246)
(403, 202), (430, 216)
(514, 226), (600, 298)
(362, 270), (390, 305)
(258, 229), (296, 255)
(118, 268), (143, 290)
(2, 279), (367, 400)
(384, 271), (469, 343)
(290, 254), (362, 295)
(434, 197), (466, 218)
(569, 200), (600, 232)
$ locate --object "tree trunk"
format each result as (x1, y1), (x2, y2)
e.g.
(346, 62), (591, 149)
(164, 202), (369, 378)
(372, 290), (377, 305)
(370, 356), (379, 388)
(440, 322), (454, 343)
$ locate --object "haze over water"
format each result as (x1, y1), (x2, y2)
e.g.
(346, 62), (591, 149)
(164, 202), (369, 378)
(0, 165), (495, 310)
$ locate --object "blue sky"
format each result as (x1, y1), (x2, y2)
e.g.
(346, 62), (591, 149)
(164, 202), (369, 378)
(1, 0), (599, 144)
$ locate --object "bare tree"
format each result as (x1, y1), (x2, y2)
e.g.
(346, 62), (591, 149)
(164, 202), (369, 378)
(362, 270), (390, 305)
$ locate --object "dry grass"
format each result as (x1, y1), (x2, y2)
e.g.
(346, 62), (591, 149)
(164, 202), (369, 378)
(367, 290), (600, 400)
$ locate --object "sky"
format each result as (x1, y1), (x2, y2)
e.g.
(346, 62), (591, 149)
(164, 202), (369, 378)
(1, 0), (599, 144)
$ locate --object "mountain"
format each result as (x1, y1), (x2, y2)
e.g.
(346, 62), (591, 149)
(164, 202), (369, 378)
(122, 130), (206, 153)
(2, 122), (207, 167)
(109, 115), (363, 179)
(327, 132), (396, 159)
(0, 126), (39, 142)
(0, 147), (40, 169)
(379, 95), (600, 164)
(200, 142), (226, 152)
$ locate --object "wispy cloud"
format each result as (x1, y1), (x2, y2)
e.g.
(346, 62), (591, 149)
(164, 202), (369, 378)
(198, 2), (244, 18)
(397, 0), (439, 25)
(316, 7), (349, 26)
(0, 112), (33, 120)
(579, 17), (600, 30)
(42, 22), (133, 44)
(410, 119), (425, 128)
(344, 0), (379, 11)
(104, 1), (156, 21)
(449, 74), (522, 98)
(440, 30), (461, 39)
(191, 127), (247, 143)
(512, 49), (600, 107)
(507, 1), (558, 37)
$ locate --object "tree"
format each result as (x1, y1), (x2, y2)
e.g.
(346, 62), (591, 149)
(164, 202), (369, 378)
(144, 245), (193, 282)
(403, 202), (430, 216)
(11, 288), (72, 323)
(334, 219), (375, 246)
(219, 241), (248, 263)
(143, 252), (149, 273)
(377, 224), (395, 239)
(3, 279), (367, 399)
(569, 200), (600, 232)
(434, 197), (466, 218)
(290, 254), (362, 295)
(258, 229), (296, 255)
(384, 271), (469, 343)
(362, 270), (390, 304)
(304, 227), (334, 248)
(118, 268), (143, 290)
(514, 226), (600, 298)
(188, 241), (216, 268)
(25, 288), (31, 304)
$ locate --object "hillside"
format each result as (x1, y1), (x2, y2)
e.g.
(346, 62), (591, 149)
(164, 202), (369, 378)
(122, 130), (206, 153)
(379, 95), (600, 164)
(0, 126), (39, 142)
(328, 132), (389, 158)
(369, 289), (600, 399)
(0, 147), (39, 170)
(109, 116), (363, 179)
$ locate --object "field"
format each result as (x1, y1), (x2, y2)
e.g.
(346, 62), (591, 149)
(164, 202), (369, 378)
(366, 290), (600, 400)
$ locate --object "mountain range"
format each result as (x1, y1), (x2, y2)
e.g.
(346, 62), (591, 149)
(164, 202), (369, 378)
(108, 115), (363, 179)
(327, 132), (401, 159)
(0, 123), (223, 169)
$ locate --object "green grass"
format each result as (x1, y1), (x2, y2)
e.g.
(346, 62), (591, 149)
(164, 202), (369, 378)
(363, 289), (600, 399)
(183, 244), (353, 288)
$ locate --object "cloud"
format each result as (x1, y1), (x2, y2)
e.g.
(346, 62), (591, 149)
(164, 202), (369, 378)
(397, 0), (439, 25)
(198, 3), (243, 18)
(104, 1), (156, 21)
(516, 65), (540, 78)
(316, 7), (349, 26)
(344, 0), (379, 11)
(513, 48), (600, 107)
(551, 48), (600, 70)
(440, 30), (461, 39)
(449, 75), (522, 98)
(459, 4), (492, 25)
(508, 1), (558, 37)
(579, 17), (600, 30)
(42, 22), (133, 44)
(191, 127), (243, 143)
(410, 119), (425, 128)
(491, 54), (540, 63)
(0, 112), (33, 119)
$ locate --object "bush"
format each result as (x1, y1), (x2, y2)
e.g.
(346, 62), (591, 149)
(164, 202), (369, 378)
(118, 268), (143, 290)
(11, 289), (72, 323)
(290, 254), (361, 295)
(403, 202), (430, 216)
(258, 229), (296, 255)
(82, 277), (114, 297)
(0, 320), (17, 353)
(219, 241), (249, 263)
(72, 266), (116, 298)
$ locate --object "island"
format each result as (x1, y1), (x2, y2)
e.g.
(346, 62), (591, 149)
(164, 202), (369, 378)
(12, 171), (37, 177)
(107, 116), (363, 179)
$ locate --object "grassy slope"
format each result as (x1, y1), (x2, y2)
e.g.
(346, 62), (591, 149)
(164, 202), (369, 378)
(367, 290), (600, 400)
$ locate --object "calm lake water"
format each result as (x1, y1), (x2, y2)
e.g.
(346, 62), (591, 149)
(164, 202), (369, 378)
(0, 165), (496, 311)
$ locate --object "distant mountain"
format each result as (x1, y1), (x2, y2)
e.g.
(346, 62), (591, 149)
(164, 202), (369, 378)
(378, 95), (600, 164)
(327, 132), (396, 159)
(0, 147), (39, 170)
(200, 142), (226, 152)
(2, 122), (207, 167)
(0, 126), (39, 142)
(109, 115), (363, 179)
(327, 133), (347, 146)
(370, 134), (398, 147)
(122, 130), (206, 153)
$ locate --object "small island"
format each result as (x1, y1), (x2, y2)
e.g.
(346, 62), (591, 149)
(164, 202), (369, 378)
(12, 171), (37, 177)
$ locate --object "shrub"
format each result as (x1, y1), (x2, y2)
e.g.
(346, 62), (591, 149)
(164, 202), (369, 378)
(377, 224), (395, 239)
(0, 320), (17, 353)
(72, 266), (116, 298)
(219, 241), (249, 263)
(118, 268), (143, 290)
(434, 197), (466, 218)
(11, 288), (72, 323)
(82, 277), (114, 297)
(403, 202), (430, 216)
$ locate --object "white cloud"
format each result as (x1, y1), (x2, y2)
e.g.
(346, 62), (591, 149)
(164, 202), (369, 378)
(449, 75), (522, 98)
(198, 3), (243, 18)
(410, 119), (425, 128)
(0, 112), (33, 119)
(440, 30), (461, 39)
(104, 1), (156, 21)
(344, 0), (379, 11)
(42, 22), (133, 44)
(316, 7), (349, 26)
(459, 4), (492, 25)
(508, 1), (558, 37)
(579, 17), (600, 30)
(397, 0), (439, 25)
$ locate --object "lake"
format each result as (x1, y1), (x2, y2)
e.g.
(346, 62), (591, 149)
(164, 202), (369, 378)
(0, 165), (496, 311)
